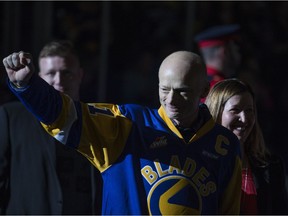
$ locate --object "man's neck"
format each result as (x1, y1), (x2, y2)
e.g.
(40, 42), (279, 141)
(172, 111), (199, 129)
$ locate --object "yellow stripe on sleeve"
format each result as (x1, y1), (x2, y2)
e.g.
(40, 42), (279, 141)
(77, 103), (133, 172)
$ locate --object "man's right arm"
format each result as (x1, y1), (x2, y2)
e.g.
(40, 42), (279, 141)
(3, 51), (62, 124)
(7, 74), (63, 125)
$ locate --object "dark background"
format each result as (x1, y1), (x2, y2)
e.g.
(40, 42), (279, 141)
(1, 1), (288, 173)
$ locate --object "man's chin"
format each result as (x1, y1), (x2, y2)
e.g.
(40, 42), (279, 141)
(167, 112), (180, 119)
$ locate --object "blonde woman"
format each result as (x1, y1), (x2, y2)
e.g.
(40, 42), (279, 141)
(205, 78), (288, 214)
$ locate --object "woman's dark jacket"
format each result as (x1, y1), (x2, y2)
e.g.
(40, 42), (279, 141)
(250, 154), (288, 214)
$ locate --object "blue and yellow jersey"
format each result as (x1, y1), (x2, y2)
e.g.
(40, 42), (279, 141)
(10, 76), (242, 215)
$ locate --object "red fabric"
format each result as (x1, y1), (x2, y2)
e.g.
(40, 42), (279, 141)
(207, 67), (220, 76)
(198, 34), (240, 48)
(200, 67), (225, 103)
(241, 168), (258, 215)
(198, 40), (225, 48)
(207, 67), (225, 88)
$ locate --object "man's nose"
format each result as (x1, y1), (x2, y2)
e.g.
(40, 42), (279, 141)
(166, 89), (178, 104)
(54, 72), (63, 84)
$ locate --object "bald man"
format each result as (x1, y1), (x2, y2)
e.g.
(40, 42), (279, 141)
(3, 50), (242, 215)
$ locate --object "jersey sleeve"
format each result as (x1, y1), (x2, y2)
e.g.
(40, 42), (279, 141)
(8, 75), (133, 173)
(42, 100), (133, 172)
(76, 103), (133, 172)
(7, 75), (63, 124)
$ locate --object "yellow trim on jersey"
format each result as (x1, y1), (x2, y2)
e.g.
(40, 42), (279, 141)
(78, 103), (133, 173)
(41, 94), (77, 144)
(190, 118), (215, 143)
(158, 106), (183, 139)
(158, 106), (215, 143)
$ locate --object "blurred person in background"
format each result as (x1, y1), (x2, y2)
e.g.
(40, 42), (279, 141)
(0, 40), (102, 214)
(194, 24), (242, 88)
(205, 78), (288, 214)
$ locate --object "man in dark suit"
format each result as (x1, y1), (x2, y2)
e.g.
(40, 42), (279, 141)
(0, 40), (102, 214)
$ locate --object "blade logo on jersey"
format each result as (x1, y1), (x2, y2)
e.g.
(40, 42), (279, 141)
(148, 176), (202, 214)
(141, 155), (217, 215)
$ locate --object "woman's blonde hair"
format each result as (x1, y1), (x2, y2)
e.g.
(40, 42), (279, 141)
(205, 78), (270, 163)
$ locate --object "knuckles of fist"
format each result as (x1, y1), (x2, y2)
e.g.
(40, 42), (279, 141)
(3, 51), (32, 70)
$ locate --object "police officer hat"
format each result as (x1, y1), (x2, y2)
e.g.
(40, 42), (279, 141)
(195, 24), (240, 48)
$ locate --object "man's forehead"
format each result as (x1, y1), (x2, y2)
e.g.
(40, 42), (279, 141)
(39, 55), (65, 62)
(39, 55), (79, 67)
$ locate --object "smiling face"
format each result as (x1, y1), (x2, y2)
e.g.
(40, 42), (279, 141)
(158, 51), (208, 128)
(221, 92), (255, 144)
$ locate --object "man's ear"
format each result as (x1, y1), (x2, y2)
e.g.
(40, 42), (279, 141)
(201, 81), (210, 98)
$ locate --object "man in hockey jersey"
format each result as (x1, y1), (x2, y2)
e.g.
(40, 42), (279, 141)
(3, 50), (242, 215)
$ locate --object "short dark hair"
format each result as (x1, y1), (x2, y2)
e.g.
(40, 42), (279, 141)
(39, 40), (79, 60)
